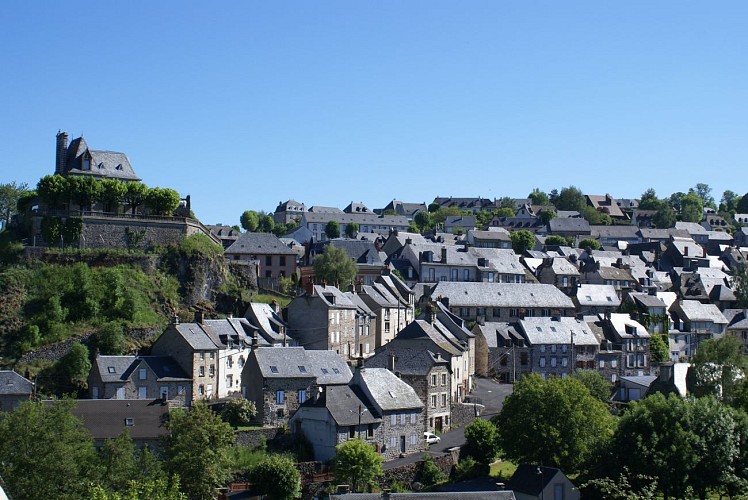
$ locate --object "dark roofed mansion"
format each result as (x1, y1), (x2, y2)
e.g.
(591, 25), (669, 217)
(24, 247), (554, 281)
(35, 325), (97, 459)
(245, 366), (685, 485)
(55, 130), (140, 181)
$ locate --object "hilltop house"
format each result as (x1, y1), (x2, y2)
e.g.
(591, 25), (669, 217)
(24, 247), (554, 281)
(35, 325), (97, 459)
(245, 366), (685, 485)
(224, 232), (297, 279)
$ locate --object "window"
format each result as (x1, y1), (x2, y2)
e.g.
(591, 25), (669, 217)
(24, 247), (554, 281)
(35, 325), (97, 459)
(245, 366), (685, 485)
(107, 366), (116, 374)
(138, 386), (147, 399)
(367, 424), (374, 438)
(276, 391), (285, 404)
(463, 269), (469, 280)
(612, 359), (617, 368)
(199, 352), (205, 361)
(209, 365), (215, 377)
(391, 414), (397, 425)
(270, 365), (279, 373)
(349, 426), (356, 438)
(390, 436), (397, 448)
(199, 385), (205, 396)
(139, 368), (147, 380)
(539, 357), (546, 367)
(521, 352), (529, 365)
(510, 308), (518, 317)
(279, 255), (286, 266)
(551, 344), (557, 353)
(441, 393), (447, 406)
(540, 345), (546, 353)
(550, 357), (557, 367)
(441, 373), (447, 385)
(431, 395), (437, 408)
(265, 256), (272, 266)
(125, 418), (134, 426)
(599, 360), (605, 368)
(210, 352), (215, 360)
(561, 357), (568, 367)
(561, 344), (567, 353)
(298, 389), (306, 403)
(199, 366), (205, 377)
(298, 365), (307, 373)
(431, 374), (437, 386)
(400, 413), (406, 425)
(227, 356), (233, 368)
(451, 269), (458, 281)
(410, 412), (417, 424)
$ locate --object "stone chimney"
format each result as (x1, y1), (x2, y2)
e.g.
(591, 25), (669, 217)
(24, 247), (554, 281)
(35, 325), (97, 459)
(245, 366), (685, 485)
(425, 303), (434, 324)
(55, 130), (68, 175)
(251, 330), (259, 349)
(270, 300), (279, 314)
(194, 311), (204, 324)
(172, 313), (180, 325)
(388, 352), (396, 372)
(441, 247), (448, 263)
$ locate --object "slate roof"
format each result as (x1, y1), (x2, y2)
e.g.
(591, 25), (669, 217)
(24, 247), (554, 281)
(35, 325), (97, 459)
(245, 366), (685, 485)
(430, 282), (574, 309)
(725, 309), (748, 330)
(606, 313), (650, 339)
(629, 292), (667, 309)
(321, 240), (385, 266)
(355, 367), (423, 411)
(244, 303), (289, 344)
(670, 237), (705, 258)
(575, 284), (620, 307)
(133, 357), (191, 381)
(252, 347), (352, 384)
(675, 300), (728, 324)
(0, 371), (33, 395)
(507, 464), (569, 496)
(519, 317), (599, 346)
(313, 384), (381, 425)
(303, 212), (409, 227)
(597, 266), (635, 282)
(589, 225), (641, 240)
(675, 221), (709, 235)
(225, 232), (297, 255)
(365, 348), (448, 376)
(309, 206), (344, 213)
(172, 323), (221, 350)
(62, 135), (141, 181)
(548, 218), (590, 233)
(476, 322), (521, 348)
(395, 320), (466, 356)
(70, 399), (169, 441)
(313, 285), (358, 309)
(445, 215), (477, 227)
(546, 257), (580, 276)
(586, 194), (626, 218)
(94, 355), (138, 383)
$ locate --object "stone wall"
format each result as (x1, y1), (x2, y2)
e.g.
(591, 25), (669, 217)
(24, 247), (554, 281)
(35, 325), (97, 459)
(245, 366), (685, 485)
(234, 428), (279, 448)
(380, 451), (457, 490)
(450, 402), (484, 428)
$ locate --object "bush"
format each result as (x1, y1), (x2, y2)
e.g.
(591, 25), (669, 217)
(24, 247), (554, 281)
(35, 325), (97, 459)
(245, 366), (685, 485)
(97, 322), (127, 355)
(418, 454), (447, 486)
(220, 399), (256, 427)
(452, 455), (489, 481)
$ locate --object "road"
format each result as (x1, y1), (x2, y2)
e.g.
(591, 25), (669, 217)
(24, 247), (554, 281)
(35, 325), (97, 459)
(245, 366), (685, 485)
(383, 378), (513, 470)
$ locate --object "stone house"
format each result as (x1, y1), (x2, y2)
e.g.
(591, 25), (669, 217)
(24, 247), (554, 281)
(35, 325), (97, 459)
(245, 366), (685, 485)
(428, 282), (575, 323)
(242, 347), (352, 426)
(466, 228), (513, 249)
(70, 399), (169, 449)
(602, 313), (652, 377)
(206, 224), (240, 249)
(55, 130), (140, 183)
(547, 218), (591, 241)
(573, 284), (621, 316)
(88, 355), (191, 405)
(669, 300), (728, 358)
(288, 284), (364, 361)
(534, 257), (580, 296)
(377, 200), (428, 220)
(444, 215), (476, 234)
(343, 291), (382, 358)
(305, 239), (388, 287)
(516, 317), (600, 378)
(402, 244), (527, 284)
(224, 232), (297, 279)
(365, 348), (452, 433)
(351, 280), (413, 351)
(0, 371), (33, 412)
(243, 301), (294, 346)
(301, 212), (410, 242)
(626, 292), (669, 334)
(473, 322), (531, 383)
(273, 199), (307, 225)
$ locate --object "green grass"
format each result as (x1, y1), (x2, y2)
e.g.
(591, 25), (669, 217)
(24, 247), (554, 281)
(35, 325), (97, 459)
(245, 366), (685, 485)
(251, 293), (292, 308)
(489, 459), (517, 479)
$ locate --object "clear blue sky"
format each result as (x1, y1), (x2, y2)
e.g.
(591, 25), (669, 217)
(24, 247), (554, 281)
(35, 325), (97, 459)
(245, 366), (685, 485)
(2, 2), (747, 225)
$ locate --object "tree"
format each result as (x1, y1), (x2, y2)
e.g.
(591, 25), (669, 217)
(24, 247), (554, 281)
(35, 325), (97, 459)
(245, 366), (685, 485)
(60, 342), (92, 390)
(0, 181), (29, 229)
(689, 335), (748, 404)
(555, 186), (586, 211)
(735, 264), (748, 308)
(325, 220), (340, 239)
(669, 191), (686, 212)
(145, 187), (181, 216)
(691, 183), (715, 208)
(97, 178), (127, 213)
(0, 399), (100, 499)
(653, 204), (676, 228)
(414, 211), (433, 231)
(509, 230), (535, 254)
(239, 210), (259, 232)
(680, 192), (704, 223)
(249, 455), (302, 500)
(345, 222), (359, 238)
(220, 398), (257, 427)
(497, 196), (515, 209)
(333, 438), (383, 492)
(88, 477), (186, 500)
(66, 175), (102, 211)
(495, 374), (615, 474)
(737, 192), (748, 214)
(122, 182), (148, 215)
(579, 238), (601, 250)
(528, 188), (550, 206)
(258, 214), (275, 233)
(572, 370), (612, 402)
(37, 174), (69, 210)
(720, 190), (740, 213)
(418, 453), (447, 486)
(41, 216), (64, 245)
(537, 209), (556, 225)
(649, 333), (670, 364)
(638, 188), (661, 210)
(464, 418), (500, 464)
(164, 402), (235, 500)
(313, 245), (358, 287)
(582, 206), (612, 225)
(97, 322), (127, 355)
(99, 429), (137, 494)
(544, 235), (567, 246)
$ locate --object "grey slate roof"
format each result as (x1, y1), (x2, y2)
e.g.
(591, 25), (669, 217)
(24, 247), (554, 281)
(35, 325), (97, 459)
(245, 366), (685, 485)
(304, 211), (409, 227)
(321, 240), (385, 266)
(365, 348), (448, 376)
(430, 282), (574, 309)
(630, 292), (667, 309)
(313, 285), (358, 309)
(225, 232), (297, 256)
(0, 371), (33, 395)
(95, 355), (137, 383)
(244, 303), (289, 344)
(70, 399), (169, 441)
(316, 384), (380, 426)
(395, 320), (466, 356)
(134, 357), (191, 381)
(173, 323), (221, 350)
(575, 284), (620, 307)
(548, 218), (590, 233)
(63, 135), (141, 181)
(252, 347), (352, 384)
(355, 367), (423, 411)
(519, 317), (599, 346)
(675, 300), (728, 324)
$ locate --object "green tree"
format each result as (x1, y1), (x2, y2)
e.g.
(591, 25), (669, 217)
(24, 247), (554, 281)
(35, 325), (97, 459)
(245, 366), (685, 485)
(220, 398), (257, 427)
(240, 210), (259, 232)
(428, 202), (440, 213)
(258, 214), (275, 232)
(464, 418), (500, 464)
(509, 229), (535, 254)
(66, 175), (102, 211)
(680, 192), (704, 223)
(528, 188), (550, 206)
(418, 453), (447, 486)
(735, 265), (748, 308)
(88, 477), (186, 500)
(414, 211), (433, 231)
(97, 322), (127, 355)
(122, 182), (148, 215)
(99, 429), (137, 494)
(164, 402), (235, 500)
(537, 209), (556, 224)
(572, 370), (613, 402)
(249, 455), (302, 500)
(579, 238), (601, 250)
(544, 235), (567, 246)
(555, 186), (586, 211)
(60, 342), (92, 390)
(737, 192), (748, 214)
(638, 188), (661, 210)
(582, 467), (659, 499)
(0, 181), (29, 229)
(98, 178), (127, 213)
(37, 174), (69, 210)
(720, 190), (740, 213)
(495, 374), (615, 474)
(691, 183), (715, 208)
(325, 220), (340, 239)
(145, 187), (181, 216)
(582, 206), (612, 225)
(649, 333), (670, 364)
(333, 438), (383, 492)
(653, 204), (676, 228)
(0, 399), (100, 500)
(669, 191), (686, 212)
(41, 215), (64, 245)
(313, 245), (358, 288)
(689, 335), (748, 404)
(345, 222), (359, 238)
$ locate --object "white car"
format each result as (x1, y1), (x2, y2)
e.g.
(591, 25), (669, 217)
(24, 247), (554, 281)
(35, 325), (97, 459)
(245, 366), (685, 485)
(424, 431), (441, 445)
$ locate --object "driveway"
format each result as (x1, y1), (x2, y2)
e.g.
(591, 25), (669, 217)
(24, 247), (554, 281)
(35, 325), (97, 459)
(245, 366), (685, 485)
(383, 378), (513, 470)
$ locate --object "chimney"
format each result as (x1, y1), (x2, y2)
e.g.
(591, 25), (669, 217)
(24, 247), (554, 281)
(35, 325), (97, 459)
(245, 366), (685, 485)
(172, 313), (180, 325)
(194, 311), (204, 324)
(441, 247), (447, 263)
(55, 130), (68, 175)
(425, 304), (434, 324)
(684, 246), (688, 256)
(405, 238), (412, 245)
(251, 331), (259, 349)
(388, 352), (396, 372)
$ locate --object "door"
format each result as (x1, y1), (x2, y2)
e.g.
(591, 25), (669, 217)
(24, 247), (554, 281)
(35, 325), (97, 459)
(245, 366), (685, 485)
(92, 386), (99, 399)
(138, 386), (147, 399)
(116, 387), (125, 400)
(435, 416), (443, 432)
(400, 435), (406, 453)
(160, 386), (169, 400)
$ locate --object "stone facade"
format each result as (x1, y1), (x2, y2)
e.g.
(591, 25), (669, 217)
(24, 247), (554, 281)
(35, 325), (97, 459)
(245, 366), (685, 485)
(287, 290), (359, 360)
(244, 362), (317, 426)
(150, 329), (219, 401)
(88, 359), (191, 405)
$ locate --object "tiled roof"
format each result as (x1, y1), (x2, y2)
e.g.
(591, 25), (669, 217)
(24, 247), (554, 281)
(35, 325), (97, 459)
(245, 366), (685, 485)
(519, 317), (599, 346)
(70, 399), (169, 440)
(252, 347), (352, 384)
(430, 282), (574, 309)
(575, 284), (620, 307)
(0, 370), (33, 395)
(225, 232), (297, 255)
(356, 367), (423, 411)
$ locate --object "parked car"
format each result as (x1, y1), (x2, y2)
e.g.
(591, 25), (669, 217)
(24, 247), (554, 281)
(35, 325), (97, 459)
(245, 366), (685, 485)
(424, 431), (440, 445)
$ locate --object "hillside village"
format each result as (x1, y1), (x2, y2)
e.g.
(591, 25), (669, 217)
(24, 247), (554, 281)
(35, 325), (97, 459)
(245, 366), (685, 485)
(2, 131), (748, 499)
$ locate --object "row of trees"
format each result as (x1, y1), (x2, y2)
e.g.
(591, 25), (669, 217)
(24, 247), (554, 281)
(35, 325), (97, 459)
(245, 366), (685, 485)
(0, 400), (302, 500)
(36, 175), (182, 216)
